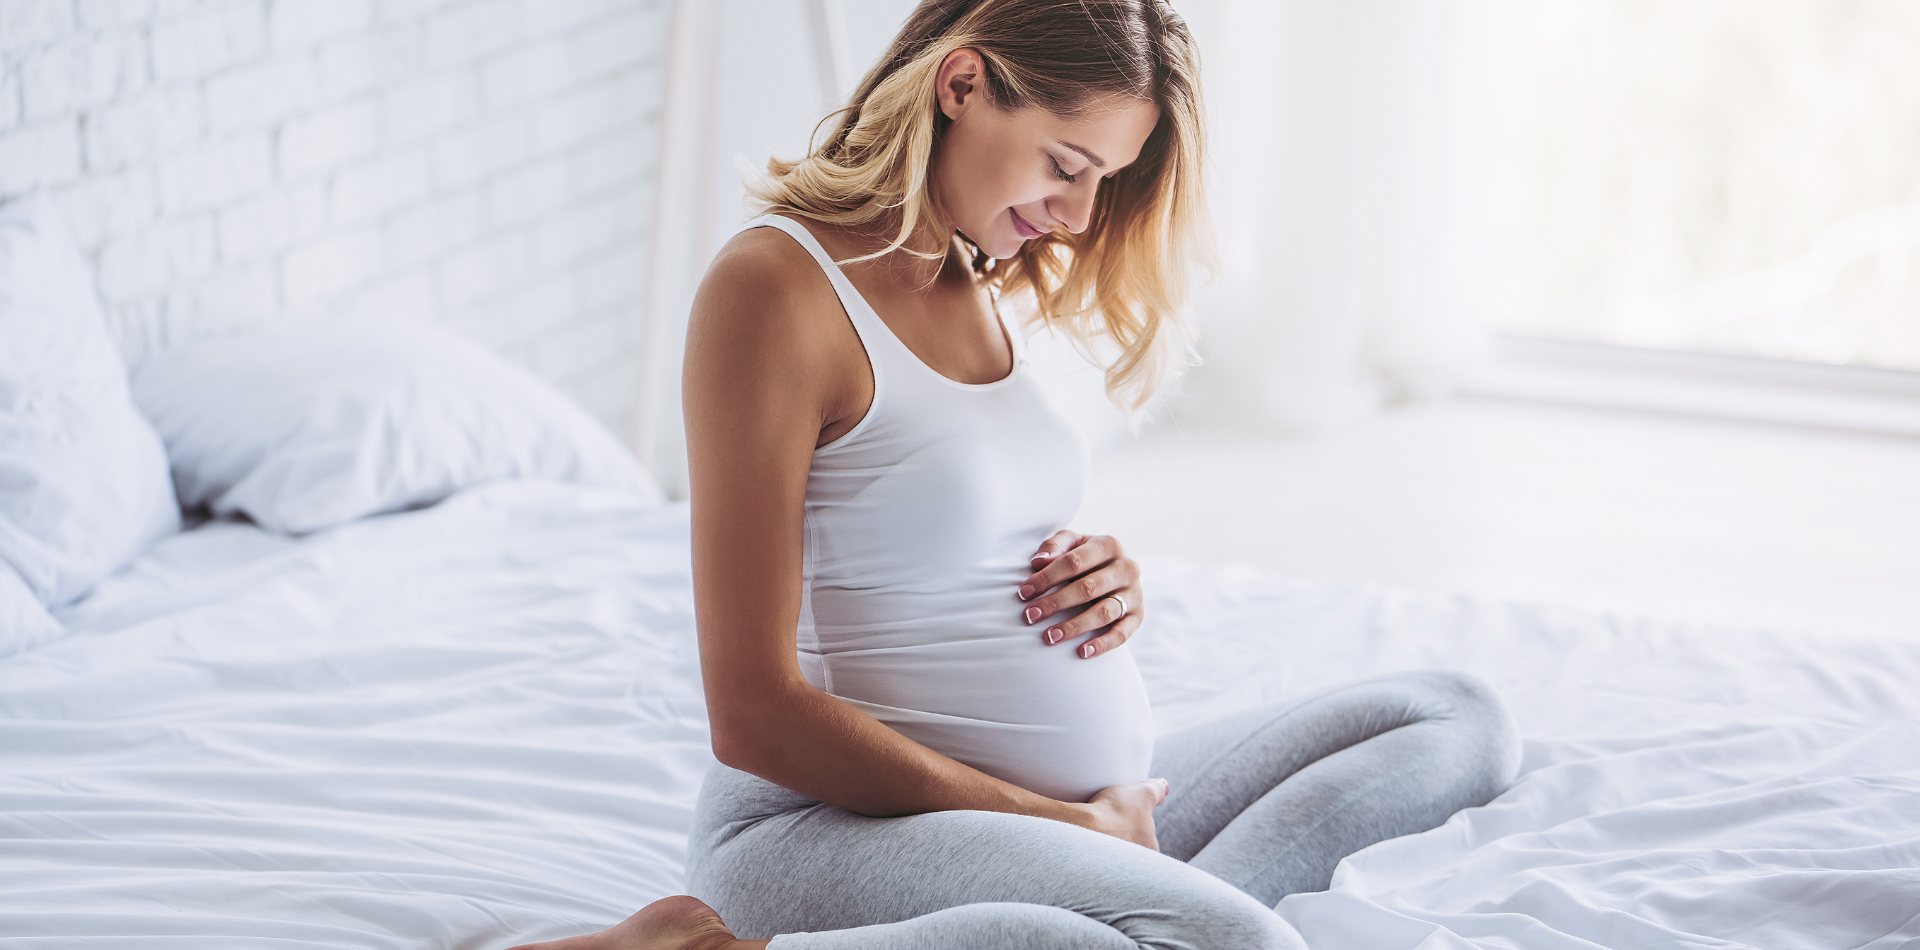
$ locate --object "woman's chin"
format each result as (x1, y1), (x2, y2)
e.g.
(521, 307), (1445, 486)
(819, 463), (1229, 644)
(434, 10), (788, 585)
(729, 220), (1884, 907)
(986, 236), (1028, 260)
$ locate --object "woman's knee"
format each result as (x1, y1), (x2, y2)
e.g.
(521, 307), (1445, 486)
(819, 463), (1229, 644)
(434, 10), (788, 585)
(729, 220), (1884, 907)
(1404, 669), (1524, 795)
(1172, 897), (1306, 950)
(1118, 872), (1306, 950)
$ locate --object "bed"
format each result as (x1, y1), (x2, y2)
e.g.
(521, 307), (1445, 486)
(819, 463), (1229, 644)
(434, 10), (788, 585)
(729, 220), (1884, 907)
(5, 201), (1919, 949)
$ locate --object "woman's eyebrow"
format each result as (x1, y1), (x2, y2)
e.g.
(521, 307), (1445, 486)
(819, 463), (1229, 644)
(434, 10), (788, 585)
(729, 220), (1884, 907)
(1058, 142), (1108, 168)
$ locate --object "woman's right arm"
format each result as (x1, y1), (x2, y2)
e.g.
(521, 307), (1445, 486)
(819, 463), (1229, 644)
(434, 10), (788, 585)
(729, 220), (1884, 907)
(681, 232), (1159, 845)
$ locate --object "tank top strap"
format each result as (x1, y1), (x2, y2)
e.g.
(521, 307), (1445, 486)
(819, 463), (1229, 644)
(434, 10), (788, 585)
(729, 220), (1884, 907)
(742, 213), (1025, 393)
(742, 213), (898, 371)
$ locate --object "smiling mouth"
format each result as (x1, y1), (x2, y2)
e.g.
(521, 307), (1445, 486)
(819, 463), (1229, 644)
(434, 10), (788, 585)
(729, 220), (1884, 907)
(1009, 209), (1046, 239)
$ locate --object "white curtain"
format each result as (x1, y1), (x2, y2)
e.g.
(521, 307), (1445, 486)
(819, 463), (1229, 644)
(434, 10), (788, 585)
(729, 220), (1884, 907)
(1173, 0), (1488, 435)
(637, 0), (871, 497)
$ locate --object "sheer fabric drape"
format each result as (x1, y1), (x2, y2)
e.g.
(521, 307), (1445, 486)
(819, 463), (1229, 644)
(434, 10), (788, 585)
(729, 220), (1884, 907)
(1175, 0), (1487, 434)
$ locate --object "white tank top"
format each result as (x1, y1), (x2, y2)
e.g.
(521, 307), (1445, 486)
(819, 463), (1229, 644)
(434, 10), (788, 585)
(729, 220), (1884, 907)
(749, 214), (1155, 804)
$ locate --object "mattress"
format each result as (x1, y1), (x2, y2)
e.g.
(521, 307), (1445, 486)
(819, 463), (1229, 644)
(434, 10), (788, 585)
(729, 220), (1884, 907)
(3, 480), (1917, 948)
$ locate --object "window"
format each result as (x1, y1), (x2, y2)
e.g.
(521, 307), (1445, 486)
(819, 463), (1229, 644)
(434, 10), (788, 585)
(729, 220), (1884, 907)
(1472, 0), (1920, 372)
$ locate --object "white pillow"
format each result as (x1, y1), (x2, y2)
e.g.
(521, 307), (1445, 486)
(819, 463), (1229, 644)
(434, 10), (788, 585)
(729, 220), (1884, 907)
(0, 197), (179, 612)
(130, 317), (663, 534)
(1, 563), (64, 657)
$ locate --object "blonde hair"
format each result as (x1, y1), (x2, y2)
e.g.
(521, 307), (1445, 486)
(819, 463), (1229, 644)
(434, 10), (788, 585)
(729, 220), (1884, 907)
(747, 0), (1213, 412)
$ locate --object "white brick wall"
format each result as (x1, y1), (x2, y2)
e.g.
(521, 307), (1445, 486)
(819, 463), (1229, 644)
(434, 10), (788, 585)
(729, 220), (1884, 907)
(0, 0), (666, 438)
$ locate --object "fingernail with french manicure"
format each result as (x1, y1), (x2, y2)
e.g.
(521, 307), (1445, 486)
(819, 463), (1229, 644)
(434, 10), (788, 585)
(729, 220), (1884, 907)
(1018, 585), (1034, 600)
(1046, 628), (1062, 644)
(1080, 644), (1094, 658)
(1024, 606), (1041, 624)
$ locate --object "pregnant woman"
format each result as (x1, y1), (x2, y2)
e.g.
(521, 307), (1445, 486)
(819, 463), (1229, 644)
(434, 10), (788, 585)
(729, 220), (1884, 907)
(516, 1), (1518, 947)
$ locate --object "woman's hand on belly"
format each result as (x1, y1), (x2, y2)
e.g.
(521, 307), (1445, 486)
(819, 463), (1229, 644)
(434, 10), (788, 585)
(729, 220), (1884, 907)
(1018, 531), (1144, 660)
(1075, 777), (1170, 851)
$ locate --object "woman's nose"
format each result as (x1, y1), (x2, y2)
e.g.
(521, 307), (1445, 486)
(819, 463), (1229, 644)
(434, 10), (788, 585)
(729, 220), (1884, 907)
(1052, 182), (1099, 234)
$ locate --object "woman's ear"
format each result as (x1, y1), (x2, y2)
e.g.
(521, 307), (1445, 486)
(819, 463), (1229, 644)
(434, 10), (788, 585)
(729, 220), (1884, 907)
(935, 48), (987, 120)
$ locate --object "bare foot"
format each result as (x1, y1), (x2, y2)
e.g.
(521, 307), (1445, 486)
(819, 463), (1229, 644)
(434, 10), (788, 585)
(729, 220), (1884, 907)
(504, 895), (768, 950)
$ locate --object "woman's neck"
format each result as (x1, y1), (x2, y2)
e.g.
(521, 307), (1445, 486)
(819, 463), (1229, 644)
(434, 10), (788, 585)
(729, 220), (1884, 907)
(830, 213), (966, 291)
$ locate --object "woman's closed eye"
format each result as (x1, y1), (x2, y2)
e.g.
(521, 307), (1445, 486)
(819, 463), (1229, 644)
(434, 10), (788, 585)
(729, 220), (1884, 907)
(1051, 156), (1124, 184)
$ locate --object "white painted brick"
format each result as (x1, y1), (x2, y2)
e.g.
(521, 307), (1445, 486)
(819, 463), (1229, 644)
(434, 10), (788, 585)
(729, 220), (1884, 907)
(465, 271), (576, 348)
(566, 358), (635, 432)
(98, 226), (174, 301)
(97, 214), (219, 301)
(51, 169), (160, 250)
(316, 30), (412, 104)
(448, 306), (517, 349)
(278, 99), (380, 179)
(379, 71), (477, 145)
(0, 120), (82, 196)
(82, 84), (204, 172)
(220, 181), (326, 261)
(156, 132), (273, 212)
(77, 0), (155, 30)
(384, 190), (482, 267)
(204, 54), (315, 133)
(314, 34), (379, 103)
(428, 110), (530, 189)
(533, 66), (653, 153)
(286, 179), (330, 236)
(344, 269), (436, 321)
(484, 155), (570, 226)
(438, 231), (530, 307)
(373, 0), (464, 20)
(0, 0), (76, 56)
(524, 0), (625, 40)
(569, 4), (663, 78)
(577, 244), (643, 310)
(529, 185), (646, 272)
(602, 178), (650, 237)
(194, 262), (278, 319)
(166, 212), (220, 282)
(283, 226), (383, 307)
(158, 286), (204, 340)
(102, 296), (167, 360)
(330, 146), (430, 223)
(217, 190), (296, 262)
(423, 0), (520, 69)
(0, 66), (22, 131)
(12, 0), (662, 436)
(570, 122), (652, 196)
(151, 1), (268, 82)
(531, 197), (618, 273)
(481, 35), (573, 112)
(20, 31), (151, 121)
(529, 308), (629, 380)
(270, 0), (374, 51)
(514, 273), (584, 340)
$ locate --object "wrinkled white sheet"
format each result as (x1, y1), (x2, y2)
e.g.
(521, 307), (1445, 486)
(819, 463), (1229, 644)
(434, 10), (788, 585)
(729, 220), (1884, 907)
(3, 482), (1917, 948)
(1133, 563), (1920, 949)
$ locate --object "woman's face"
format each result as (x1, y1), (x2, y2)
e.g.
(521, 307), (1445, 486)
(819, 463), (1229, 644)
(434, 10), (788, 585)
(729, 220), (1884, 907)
(931, 50), (1161, 260)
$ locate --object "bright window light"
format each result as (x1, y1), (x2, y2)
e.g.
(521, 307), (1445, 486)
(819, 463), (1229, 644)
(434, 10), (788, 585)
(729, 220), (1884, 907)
(1472, 0), (1920, 370)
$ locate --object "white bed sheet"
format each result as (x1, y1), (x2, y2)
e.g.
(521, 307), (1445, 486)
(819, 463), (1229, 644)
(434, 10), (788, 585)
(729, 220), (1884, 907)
(3, 481), (1917, 948)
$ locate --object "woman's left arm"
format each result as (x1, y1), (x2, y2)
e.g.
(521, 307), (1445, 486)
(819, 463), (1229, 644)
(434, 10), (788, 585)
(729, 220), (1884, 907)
(1017, 530), (1144, 659)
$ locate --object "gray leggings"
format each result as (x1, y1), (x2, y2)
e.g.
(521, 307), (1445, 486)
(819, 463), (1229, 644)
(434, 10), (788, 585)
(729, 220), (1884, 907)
(685, 671), (1521, 950)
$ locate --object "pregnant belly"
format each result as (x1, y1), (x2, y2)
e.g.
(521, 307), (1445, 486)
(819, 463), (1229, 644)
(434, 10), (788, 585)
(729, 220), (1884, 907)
(816, 631), (1156, 803)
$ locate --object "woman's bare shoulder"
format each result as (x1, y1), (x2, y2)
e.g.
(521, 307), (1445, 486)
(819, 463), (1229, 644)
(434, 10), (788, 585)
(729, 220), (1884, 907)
(696, 226), (832, 314)
(686, 224), (862, 410)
